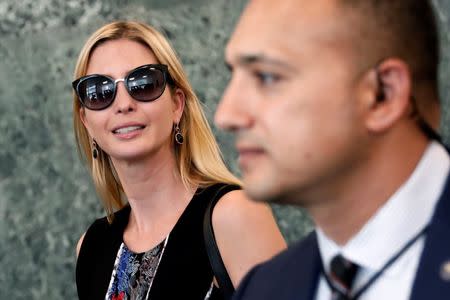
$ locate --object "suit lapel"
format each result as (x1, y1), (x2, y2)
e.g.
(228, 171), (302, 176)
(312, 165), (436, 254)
(292, 232), (322, 300)
(411, 172), (450, 299)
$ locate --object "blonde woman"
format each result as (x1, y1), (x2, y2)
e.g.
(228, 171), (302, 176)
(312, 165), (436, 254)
(72, 21), (286, 300)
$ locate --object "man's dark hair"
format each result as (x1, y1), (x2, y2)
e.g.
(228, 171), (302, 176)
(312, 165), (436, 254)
(342, 0), (440, 96)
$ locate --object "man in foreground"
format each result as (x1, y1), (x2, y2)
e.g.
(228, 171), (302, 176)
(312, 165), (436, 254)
(215, 0), (450, 299)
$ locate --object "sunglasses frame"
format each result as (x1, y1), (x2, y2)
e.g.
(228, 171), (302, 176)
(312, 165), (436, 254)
(72, 64), (174, 111)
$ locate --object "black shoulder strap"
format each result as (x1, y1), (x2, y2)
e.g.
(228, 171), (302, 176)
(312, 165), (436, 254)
(203, 184), (240, 300)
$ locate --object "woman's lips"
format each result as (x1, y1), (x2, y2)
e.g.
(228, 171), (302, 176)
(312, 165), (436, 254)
(112, 125), (146, 139)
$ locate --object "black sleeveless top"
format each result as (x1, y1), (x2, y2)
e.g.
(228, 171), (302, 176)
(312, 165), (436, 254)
(76, 183), (239, 300)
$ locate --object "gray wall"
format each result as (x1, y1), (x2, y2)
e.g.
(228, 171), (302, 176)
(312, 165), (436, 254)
(0, 0), (449, 298)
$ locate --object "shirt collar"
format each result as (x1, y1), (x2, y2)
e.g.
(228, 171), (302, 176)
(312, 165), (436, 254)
(318, 141), (450, 275)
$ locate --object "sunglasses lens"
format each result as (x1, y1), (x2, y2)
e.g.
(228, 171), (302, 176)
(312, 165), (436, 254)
(77, 77), (115, 110)
(127, 67), (166, 102)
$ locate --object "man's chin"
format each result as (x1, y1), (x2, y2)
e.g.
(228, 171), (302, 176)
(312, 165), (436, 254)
(242, 179), (301, 205)
(242, 183), (284, 204)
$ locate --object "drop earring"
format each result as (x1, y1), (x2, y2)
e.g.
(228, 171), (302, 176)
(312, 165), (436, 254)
(174, 123), (184, 145)
(92, 139), (99, 159)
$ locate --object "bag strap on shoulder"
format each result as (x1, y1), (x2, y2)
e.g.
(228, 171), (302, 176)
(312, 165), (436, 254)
(203, 184), (239, 300)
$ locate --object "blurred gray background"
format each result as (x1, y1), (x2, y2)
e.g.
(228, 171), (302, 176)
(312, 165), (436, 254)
(0, 0), (449, 298)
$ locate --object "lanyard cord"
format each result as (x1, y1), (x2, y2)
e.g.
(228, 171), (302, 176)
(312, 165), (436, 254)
(321, 223), (430, 300)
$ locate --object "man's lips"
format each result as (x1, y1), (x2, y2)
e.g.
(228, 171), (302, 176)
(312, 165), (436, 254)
(236, 145), (265, 165)
(237, 147), (265, 155)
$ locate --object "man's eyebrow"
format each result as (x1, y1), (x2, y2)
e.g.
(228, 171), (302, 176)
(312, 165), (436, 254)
(230, 54), (295, 71)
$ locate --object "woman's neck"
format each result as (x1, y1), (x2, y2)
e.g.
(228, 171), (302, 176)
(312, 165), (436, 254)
(111, 150), (196, 250)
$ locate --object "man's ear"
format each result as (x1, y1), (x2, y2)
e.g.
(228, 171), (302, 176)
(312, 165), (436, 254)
(364, 58), (413, 133)
(172, 87), (186, 123)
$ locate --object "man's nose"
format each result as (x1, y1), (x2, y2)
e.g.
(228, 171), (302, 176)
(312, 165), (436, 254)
(215, 74), (253, 132)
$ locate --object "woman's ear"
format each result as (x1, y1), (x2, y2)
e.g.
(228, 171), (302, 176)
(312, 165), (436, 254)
(79, 107), (93, 137)
(172, 87), (186, 123)
(79, 107), (87, 127)
(364, 58), (413, 133)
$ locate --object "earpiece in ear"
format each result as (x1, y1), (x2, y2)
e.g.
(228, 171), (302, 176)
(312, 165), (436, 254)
(375, 70), (385, 102)
(376, 89), (385, 102)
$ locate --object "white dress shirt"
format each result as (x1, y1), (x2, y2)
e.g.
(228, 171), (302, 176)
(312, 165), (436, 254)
(315, 142), (450, 300)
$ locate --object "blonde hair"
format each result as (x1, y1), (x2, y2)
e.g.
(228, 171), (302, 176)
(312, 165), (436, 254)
(72, 21), (240, 222)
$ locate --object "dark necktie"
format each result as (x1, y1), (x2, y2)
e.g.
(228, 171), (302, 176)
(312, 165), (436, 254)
(329, 254), (359, 300)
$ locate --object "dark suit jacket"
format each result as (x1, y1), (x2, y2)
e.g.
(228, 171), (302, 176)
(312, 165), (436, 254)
(233, 174), (450, 300)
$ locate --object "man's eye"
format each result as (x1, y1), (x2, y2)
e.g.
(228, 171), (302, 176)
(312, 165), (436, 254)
(254, 72), (280, 85)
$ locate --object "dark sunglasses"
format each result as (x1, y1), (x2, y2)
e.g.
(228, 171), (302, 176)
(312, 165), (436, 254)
(72, 64), (173, 110)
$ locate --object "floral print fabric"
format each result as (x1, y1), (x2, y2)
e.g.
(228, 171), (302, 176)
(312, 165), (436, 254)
(105, 240), (165, 300)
